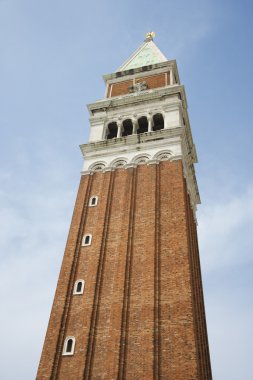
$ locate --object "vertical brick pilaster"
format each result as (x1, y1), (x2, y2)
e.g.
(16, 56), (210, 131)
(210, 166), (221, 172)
(37, 174), (93, 379)
(83, 171), (115, 379)
(37, 160), (212, 380)
(117, 167), (137, 380)
(183, 177), (212, 380)
(154, 163), (161, 380)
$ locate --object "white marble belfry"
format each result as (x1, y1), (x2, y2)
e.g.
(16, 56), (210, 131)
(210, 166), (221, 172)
(80, 40), (200, 215)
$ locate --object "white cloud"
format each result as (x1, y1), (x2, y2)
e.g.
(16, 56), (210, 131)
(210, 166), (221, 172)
(0, 143), (77, 379)
(198, 185), (253, 272)
(198, 182), (253, 380)
(207, 287), (253, 380)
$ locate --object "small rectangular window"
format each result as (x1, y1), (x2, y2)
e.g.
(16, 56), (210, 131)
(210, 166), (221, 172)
(89, 196), (98, 207)
(73, 280), (85, 295)
(82, 234), (92, 246)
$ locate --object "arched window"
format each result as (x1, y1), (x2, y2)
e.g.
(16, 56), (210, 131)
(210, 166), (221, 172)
(82, 234), (92, 246)
(155, 151), (172, 161)
(73, 279), (85, 295)
(89, 162), (106, 172)
(133, 155), (150, 165)
(112, 159), (127, 168)
(89, 196), (98, 207)
(153, 113), (164, 131)
(62, 337), (75, 356)
(122, 119), (133, 136)
(137, 116), (148, 134)
(107, 122), (118, 139)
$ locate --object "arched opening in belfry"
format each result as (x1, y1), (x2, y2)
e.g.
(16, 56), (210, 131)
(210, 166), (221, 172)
(137, 116), (148, 134)
(107, 122), (118, 139)
(122, 119), (133, 136)
(153, 113), (164, 131)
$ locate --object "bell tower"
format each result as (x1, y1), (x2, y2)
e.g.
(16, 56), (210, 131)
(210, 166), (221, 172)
(37, 33), (212, 379)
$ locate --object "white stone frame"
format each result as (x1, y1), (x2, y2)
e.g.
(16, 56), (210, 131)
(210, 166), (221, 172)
(89, 162), (106, 172)
(132, 153), (151, 165)
(110, 157), (128, 168)
(89, 196), (98, 207)
(82, 234), (92, 247)
(154, 150), (172, 161)
(62, 336), (75, 356)
(73, 280), (85, 295)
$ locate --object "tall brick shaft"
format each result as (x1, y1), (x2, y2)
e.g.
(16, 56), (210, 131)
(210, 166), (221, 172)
(37, 34), (212, 379)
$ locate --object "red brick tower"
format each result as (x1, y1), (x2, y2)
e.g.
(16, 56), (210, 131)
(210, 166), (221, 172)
(37, 33), (212, 380)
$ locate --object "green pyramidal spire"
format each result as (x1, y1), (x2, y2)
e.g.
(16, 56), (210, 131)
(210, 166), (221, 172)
(117, 32), (167, 71)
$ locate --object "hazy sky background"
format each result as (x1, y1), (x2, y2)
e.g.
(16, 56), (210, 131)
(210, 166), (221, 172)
(1, 0), (253, 379)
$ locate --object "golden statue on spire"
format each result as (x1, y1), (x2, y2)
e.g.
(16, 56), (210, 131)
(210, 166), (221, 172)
(145, 31), (156, 41)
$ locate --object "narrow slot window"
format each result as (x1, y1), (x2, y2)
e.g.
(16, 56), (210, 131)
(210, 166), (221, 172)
(89, 196), (98, 207)
(62, 337), (75, 356)
(82, 234), (92, 246)
(73, 280), (85, 295)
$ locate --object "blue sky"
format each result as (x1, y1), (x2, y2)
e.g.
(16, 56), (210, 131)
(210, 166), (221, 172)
(1, 1), (253, 379)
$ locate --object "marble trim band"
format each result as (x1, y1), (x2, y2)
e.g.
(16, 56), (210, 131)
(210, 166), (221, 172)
(80, 152), (198, 218)
(84, 150), (174, 174)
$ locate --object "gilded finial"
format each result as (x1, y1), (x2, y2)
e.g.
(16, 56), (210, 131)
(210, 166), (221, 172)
(145, 31), (155, 41)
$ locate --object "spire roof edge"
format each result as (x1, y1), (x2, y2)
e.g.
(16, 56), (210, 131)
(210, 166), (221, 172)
(117, 39), (167, 72)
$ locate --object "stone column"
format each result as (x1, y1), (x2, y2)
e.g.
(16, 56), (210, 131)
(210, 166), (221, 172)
(132, 117), (138, 134)
(170, 70), (173, 85)
(103, 123), (108, 140)
(117, 121), (122, 138)
(147, 115), (153, 132)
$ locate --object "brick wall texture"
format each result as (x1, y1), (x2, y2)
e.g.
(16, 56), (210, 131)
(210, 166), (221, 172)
(109, 73), (169, 98)
(37, 160), (212, 380)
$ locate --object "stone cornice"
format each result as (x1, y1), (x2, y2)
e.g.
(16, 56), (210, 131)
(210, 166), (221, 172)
(87, 85), (187, 116)
(103, 60), (178, 82)
(79, 126), (201, 210)
(89, 98), (182, 125)
(80, 127), (183, 157)
(105, 66), (175, 86)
